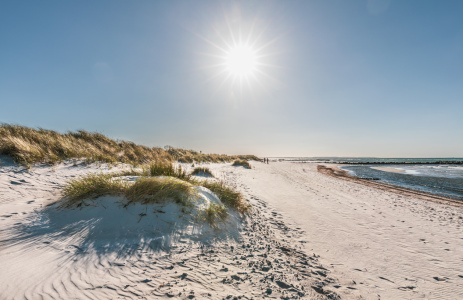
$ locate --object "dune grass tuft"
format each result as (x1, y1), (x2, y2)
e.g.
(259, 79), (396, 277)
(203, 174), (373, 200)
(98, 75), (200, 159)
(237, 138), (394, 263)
(0, 124), (259, 166)
(124, 177), (195, 206)
(232, 159), (251, 169)
(148, 161), (191, 180)
(61, 162), (250, 217)
(191, 167), (214, 177)
(201, 203), (228, 226)
(200, 181), (249, 213)
(61, 173), (129, 207)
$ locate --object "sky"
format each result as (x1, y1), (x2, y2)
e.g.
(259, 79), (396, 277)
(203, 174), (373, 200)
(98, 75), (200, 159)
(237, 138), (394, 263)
(1, 0), (462, 157)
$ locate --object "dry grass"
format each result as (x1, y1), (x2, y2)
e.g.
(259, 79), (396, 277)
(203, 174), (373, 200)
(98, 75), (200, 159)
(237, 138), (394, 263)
(61, 173), (129, 207)
(61, 163), (250, 215)
(232, 159), (251, 169)
(124, 177), (196, 206)
(0, 124), (259, 166)
(201, 203), (228, 226)
(200, 181), (249, 213)
(148, 161), (191, 180)
(191, 167), (214, 177)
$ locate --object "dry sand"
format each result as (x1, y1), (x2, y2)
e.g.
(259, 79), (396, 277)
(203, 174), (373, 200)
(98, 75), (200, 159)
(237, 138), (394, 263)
(0, 158), (338, 300)
(218, 162), (463, 299)
(1, 158), (463, 299)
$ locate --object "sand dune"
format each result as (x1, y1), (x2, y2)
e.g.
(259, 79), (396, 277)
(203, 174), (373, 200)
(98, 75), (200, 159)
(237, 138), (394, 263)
(3, 158), (462, 299)
(0, 158), (339, 299)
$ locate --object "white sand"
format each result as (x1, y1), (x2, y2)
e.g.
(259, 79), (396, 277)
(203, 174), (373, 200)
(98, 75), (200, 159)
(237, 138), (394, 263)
(214, 161), (463, 299)
(0, 158), (339, 299)
(2, 158), (463, 299)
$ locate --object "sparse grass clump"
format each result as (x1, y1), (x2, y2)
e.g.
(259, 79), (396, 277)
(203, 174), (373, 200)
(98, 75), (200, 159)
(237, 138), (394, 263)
(0, 124), (259, 166)
(191, 167), (214, 177)
(232, 159), (251, 169)
(201, 203), (228, 226)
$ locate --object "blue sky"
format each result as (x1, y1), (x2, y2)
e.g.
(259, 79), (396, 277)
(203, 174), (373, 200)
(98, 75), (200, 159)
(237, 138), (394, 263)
(1, 0), (462, 157)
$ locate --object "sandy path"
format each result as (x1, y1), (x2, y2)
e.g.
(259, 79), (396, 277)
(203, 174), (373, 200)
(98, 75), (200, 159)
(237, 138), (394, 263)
(222, 162), (463, 299)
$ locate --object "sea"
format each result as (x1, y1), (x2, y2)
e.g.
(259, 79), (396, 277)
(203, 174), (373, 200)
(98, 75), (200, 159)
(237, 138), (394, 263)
(279, 157), (463, 200)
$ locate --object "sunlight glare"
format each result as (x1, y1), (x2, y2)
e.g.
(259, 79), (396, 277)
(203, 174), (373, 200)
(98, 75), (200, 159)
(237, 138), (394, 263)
(224, 45), (257, 77)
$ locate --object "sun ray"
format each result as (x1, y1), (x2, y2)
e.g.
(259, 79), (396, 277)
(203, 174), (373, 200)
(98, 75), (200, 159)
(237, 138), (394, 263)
(191, 4), (285, 96)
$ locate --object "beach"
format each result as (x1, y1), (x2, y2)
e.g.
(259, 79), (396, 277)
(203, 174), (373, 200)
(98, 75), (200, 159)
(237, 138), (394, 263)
(226, 162), (463, 299)
(1, 159), (463, 299)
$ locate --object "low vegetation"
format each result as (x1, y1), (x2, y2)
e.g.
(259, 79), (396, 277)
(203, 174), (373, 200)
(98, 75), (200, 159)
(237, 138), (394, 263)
(191, 167), (214, 177)
(148, 161), (191, 180)
(124, 177), (195, 206)
(232, 159), (251, 169)
(61, 162), (250, 224)
(0, 124), (259, 166)
(200, 180), (249, 213)
(200, 203), (228, 226)
(62, 173), (129, 207)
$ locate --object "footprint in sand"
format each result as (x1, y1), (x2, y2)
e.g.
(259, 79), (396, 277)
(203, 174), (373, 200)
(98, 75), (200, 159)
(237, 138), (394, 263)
(433, 276), (446, 281)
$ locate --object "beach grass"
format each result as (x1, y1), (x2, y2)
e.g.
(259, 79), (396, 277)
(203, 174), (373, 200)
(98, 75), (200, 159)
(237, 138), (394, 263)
(232, 159), (251, 169)
(61, 163), (249, 222)
(191, 167), (214, 177)
(61, 173), (129, 207)
(199, 180), (249, 213)
(124, 177), (196, 206)
(148, 161), (191, 180)
(201, 202), (228, 226)
(0, 124), (259, 166)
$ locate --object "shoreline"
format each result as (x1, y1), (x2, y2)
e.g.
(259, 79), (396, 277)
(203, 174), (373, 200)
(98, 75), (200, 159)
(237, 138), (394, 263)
(318, 164), (463, 207)
(370, 166), (406, 173)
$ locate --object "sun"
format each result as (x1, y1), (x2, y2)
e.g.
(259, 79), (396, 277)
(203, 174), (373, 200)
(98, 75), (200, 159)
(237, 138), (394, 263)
(193, 5), (283, 94)
(224, 45), (257, 78)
